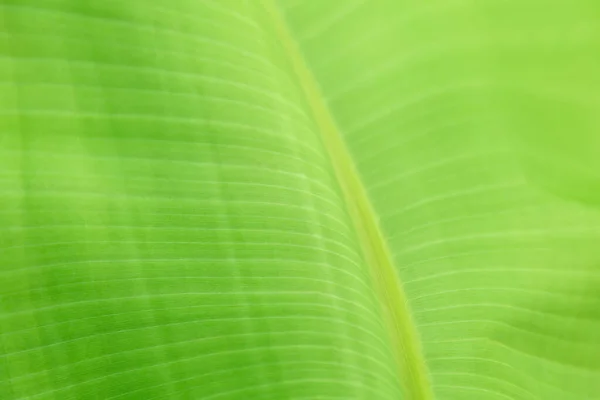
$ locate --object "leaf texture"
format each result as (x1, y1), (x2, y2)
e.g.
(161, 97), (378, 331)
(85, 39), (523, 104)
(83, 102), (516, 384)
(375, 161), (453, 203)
(279, 1), (600, 399)
(261, 1), (433, 398)
(1, 1), (600, 400)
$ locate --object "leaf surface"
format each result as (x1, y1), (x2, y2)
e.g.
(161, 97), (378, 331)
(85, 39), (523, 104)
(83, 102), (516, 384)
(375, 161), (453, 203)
(1, 1), (600, 400)
(278, 1), (600, 399)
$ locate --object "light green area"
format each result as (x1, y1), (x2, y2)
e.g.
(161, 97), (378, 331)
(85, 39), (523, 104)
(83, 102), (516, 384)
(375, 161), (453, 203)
(1, 1), (600, 399)
(261, 2), (432, 398)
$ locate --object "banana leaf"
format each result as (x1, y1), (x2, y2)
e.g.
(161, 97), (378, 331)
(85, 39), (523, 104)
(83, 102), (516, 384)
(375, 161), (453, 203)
(1, 1), (600, 399)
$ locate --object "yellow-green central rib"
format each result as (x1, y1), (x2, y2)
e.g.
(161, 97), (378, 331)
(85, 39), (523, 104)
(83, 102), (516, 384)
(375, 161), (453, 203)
(259, 1), (434, 399)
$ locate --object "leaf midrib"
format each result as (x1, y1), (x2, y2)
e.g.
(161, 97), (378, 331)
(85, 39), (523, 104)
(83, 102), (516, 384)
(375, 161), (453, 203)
(259, 1), (434, 399)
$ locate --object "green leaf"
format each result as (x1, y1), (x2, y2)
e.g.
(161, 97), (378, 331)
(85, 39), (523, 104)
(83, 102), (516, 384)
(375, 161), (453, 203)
(1, 1), (600, 399)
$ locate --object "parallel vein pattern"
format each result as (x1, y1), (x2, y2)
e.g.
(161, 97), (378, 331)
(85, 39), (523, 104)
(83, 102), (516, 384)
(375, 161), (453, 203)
(261, 1), (434, 399)
(0, 1), (400, 399)
(279, 0), (600, 399)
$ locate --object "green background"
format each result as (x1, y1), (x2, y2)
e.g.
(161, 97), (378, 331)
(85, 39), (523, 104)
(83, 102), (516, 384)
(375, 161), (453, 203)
(1, 1), (600, 399)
